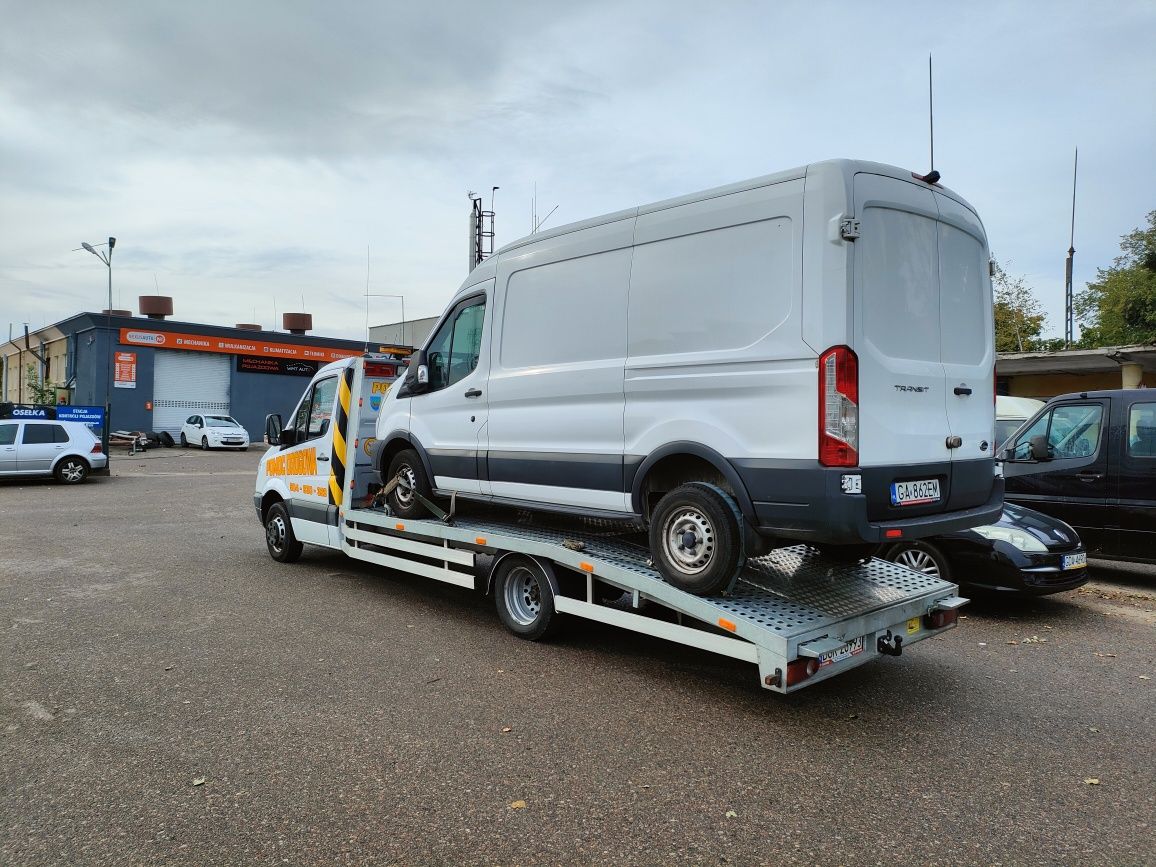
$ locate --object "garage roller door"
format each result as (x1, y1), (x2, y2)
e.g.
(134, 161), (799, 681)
(153, 351), (231, 435)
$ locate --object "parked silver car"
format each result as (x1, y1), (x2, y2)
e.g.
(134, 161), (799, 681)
(0, 419), (108, 483)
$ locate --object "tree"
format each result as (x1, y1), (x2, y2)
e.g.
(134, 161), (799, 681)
(992, 260), (1048, 353)
(1076, 210), (1156, 347)
(24, 363), (58, 405)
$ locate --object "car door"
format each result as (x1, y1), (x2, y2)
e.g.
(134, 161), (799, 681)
(276, 374), (340, 545)
(0, 422), (19, 473)
(1116, 399), (1156, 560)
(1003, 398), (1115, 555)
(409, 292), (490, 496)
(18, 423), (68, 473)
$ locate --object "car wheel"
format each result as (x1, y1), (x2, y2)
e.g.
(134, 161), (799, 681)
(386, 448), (433, 519)
(649, 482), (745, 596)
(885, 541), (952, 581)
(54, 457), (90, 484)
(493, 556), (562, 641)
(265, 501), (303, 563)
(179, 432), (188, 447)
(201, 436), (209, 451)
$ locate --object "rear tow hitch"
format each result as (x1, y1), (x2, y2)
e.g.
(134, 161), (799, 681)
(877, 631), (904, 657)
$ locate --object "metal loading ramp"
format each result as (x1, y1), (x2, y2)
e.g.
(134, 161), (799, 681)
(342, 508), (963, 693)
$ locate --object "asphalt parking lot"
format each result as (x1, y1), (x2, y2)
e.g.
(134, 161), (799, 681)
(2, 448), (1153, 866)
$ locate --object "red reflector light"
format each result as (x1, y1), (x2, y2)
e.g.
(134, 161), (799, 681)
(818, 345), (859, 467)
(365, 363), (396, 378)
(885, 529), (903, 539)
(785, 657), (820, 687)
(924, 608), (959, 630)
(90, 443), (103, 454)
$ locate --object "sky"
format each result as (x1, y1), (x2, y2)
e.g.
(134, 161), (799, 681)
(2, 0), (1154, 343)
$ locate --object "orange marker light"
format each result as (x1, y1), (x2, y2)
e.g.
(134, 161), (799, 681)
(718, 618), (737, 632)
(395, 523), (405, 531)
(579, 562), (594, 573)
(476, 537), (487, 545)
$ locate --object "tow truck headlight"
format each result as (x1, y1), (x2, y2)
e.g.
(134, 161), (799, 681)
(972, 526), (1048, 552)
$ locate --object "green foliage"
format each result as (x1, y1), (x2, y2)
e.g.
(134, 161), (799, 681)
(24, 363), (58, 405)
(1076, 211), (1156, 347)
(992, 260), (1048, 353)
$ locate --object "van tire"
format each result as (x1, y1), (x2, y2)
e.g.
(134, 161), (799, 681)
(493, 556), (561, 641)
(386, 448), (433, 519)
(265, 501), (303, 563)
(813, 543), (879, 564)
(649, 482), (745, 596)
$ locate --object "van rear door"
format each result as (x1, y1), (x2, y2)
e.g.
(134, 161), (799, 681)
(854, 172), (999, 522)
(935, 192), (995, 469)
(853, 173), (950, 478)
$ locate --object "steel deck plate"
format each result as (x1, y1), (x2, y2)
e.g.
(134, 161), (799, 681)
(345, 507), (954, 648)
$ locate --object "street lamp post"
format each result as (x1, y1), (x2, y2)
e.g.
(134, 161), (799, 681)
(365, 293), (408, 350)
(79, 237), (116, 458)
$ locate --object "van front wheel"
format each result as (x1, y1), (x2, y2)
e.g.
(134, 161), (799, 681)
(650, 483), (745, 596)
(386, 448), (433, 519)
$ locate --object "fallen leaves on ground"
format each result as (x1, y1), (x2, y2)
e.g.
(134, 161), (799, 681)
(192, 777), (206, 787)
(1084, 778), (1100, 786)
(510, 800), (527, 810)
(725, 810), (738, 819)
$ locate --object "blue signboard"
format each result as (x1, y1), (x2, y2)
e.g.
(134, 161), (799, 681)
(56, 405), (106, 431)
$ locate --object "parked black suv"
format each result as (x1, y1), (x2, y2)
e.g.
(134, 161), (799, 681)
(1002, 389), (1155, 563)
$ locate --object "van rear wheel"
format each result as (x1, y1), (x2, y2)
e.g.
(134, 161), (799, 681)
(386, 448), (433, 519)
(649, 482), (745, 596)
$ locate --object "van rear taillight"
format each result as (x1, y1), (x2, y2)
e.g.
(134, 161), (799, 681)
(819, 345), (859, 467)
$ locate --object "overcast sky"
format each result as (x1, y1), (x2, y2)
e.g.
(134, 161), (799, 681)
(2, 1), (1154, 343)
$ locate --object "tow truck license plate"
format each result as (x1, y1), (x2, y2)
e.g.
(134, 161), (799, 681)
(818, 636), (866, 667)
(1063, 552), (1087, 570)
(891, 479), (940, 506)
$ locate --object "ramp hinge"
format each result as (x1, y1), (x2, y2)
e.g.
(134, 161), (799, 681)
(840, 218), (861, 241)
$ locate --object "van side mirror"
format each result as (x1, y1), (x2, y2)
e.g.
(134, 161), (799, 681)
(398, 350), (429, 397)
(265, 414), (283, 446)
(1029, 434), (1052, 461)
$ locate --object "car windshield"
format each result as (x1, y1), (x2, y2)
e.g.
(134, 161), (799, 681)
(206, 417), (241, 428)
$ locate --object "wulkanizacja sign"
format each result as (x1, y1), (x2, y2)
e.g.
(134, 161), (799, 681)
(119, 328), (364, 363)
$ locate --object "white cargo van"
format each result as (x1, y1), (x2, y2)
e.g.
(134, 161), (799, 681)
(376, 159), (1002, 595)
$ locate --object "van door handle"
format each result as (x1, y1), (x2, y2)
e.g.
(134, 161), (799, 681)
(317, 455), (329, 462)
(464, 388), (483, 398)
(953, 386), (972, 396)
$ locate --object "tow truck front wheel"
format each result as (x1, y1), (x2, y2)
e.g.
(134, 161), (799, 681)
(265, 501), (303, 563)
(649, 482), (745, 596)
(493, 556), (561, 641)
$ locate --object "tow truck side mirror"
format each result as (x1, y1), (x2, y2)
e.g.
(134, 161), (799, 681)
(265, 413), (283, 446)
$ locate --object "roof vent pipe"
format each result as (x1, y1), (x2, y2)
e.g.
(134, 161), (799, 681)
(282, 313), (312, 335)
(235, 323), (263, 331)
(139, 296), (174, 320)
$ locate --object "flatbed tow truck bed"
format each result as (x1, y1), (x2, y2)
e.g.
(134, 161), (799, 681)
(258, 354), (967, 695)
(340, 505), (965, 694)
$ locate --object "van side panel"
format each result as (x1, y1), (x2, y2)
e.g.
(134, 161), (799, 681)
(624, 180), (811, 472)
(485, 218), (634, 512)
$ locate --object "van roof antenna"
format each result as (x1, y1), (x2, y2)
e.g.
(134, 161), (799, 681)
(914, 53), (941, 185)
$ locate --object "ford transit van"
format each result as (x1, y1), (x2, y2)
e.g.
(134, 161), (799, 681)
(375, 159), (1002, 595)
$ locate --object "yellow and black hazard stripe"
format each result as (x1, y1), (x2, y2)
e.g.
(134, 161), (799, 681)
(328, 364), (355, 507)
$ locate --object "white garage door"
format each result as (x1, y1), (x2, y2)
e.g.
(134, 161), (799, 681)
(153, 351), (231, 435)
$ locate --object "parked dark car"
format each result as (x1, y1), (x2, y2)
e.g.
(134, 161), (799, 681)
(878, 503), (1088, 595)
(1001, 389), (1156, 563)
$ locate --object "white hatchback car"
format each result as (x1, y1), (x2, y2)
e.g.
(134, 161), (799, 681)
(0, 419), (108, 483)
(180, 414), (250, 450)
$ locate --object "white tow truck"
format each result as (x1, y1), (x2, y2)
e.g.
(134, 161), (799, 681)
(254, 354), (967, 694)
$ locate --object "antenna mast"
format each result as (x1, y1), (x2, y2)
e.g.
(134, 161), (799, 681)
(468, 190), (496, 272)
(1065, 147), (1078, 347)
(929, 53), (935, 172)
